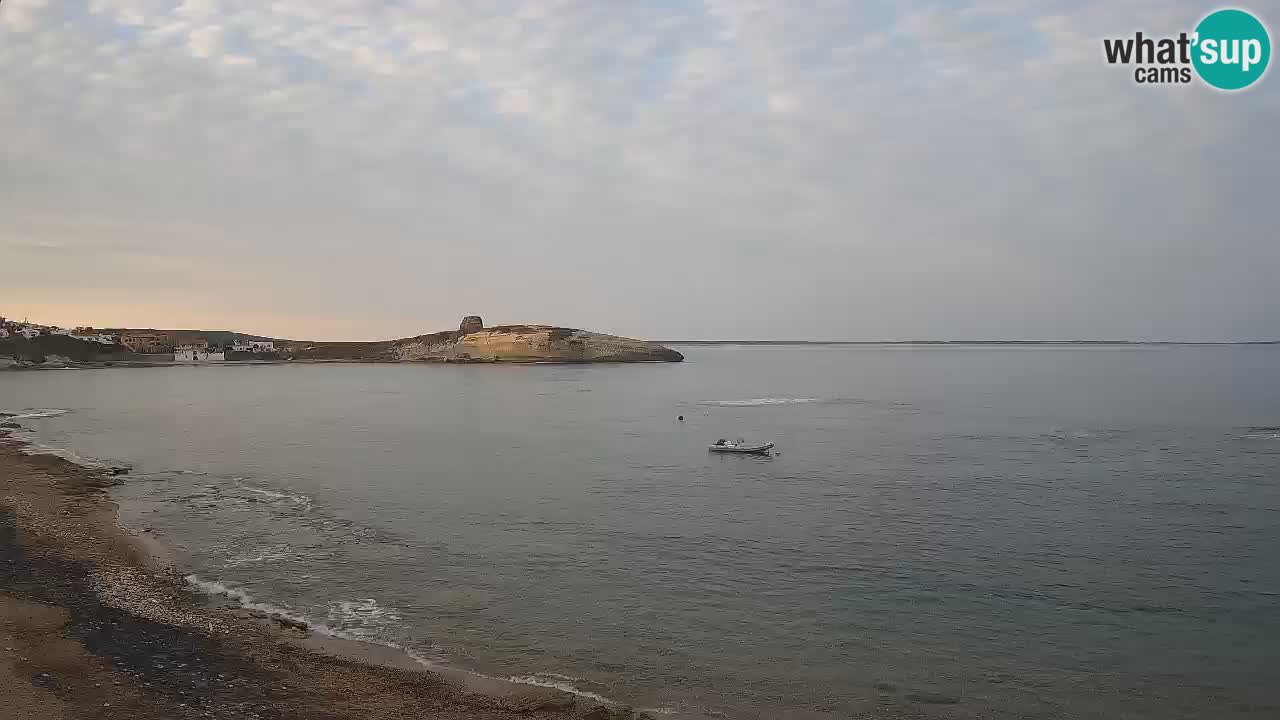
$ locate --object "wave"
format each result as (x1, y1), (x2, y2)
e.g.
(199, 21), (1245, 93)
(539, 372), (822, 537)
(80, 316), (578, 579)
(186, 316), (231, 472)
(1243, 427), (1280, 440)
(225, 544), (307, 567)
(19, 441), (116, 470)
(237, 483), (314, 510)
(698, 398), (821, 407)
(185, 575), (637, 707)
(695, 396), (880, 408)
(2, 408), (71, 420)
(506, 674), (615, 705)
(185, 575), (431, 657)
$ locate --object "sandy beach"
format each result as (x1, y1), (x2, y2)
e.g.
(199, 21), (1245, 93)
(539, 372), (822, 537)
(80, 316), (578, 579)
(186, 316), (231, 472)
(0, 430), (641, 720)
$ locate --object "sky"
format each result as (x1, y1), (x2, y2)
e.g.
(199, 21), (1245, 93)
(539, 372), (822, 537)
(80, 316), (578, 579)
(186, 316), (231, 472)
(1, 0), (1277, 341)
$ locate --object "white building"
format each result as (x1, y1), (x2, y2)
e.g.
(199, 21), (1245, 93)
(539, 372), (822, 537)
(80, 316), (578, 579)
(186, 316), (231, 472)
(232, 339), (275, 352)
(51, 327), (71, 336)
(71, 332), (116, 345)
(175, 346), (225, 362)
(0, 327), (9, 338)
(18, 326), (40, 339)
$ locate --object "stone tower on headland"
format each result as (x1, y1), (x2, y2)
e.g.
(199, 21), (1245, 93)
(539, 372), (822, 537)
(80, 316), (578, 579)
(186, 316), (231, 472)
(459, 316), (484, 336)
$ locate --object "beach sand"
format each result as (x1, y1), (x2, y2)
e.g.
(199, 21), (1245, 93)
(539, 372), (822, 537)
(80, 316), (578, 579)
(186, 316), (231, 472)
(0, 433), (640, 720)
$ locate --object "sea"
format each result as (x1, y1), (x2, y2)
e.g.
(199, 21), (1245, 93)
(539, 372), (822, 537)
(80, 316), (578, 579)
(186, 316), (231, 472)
(2, 344), (1278, 719)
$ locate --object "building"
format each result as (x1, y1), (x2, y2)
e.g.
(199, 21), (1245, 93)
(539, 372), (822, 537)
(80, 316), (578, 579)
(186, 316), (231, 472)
(175, 345), (225, 362)
(71, 331), (117, 345)
(0, 327), (8, 339)
(174, 336), (210, 351)
(18, 325), (41, 340)
(121, 331), (171, 354)
(231, 338), (275, 353)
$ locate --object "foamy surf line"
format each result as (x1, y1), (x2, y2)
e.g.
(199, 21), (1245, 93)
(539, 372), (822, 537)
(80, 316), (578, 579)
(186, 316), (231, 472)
(1, 408), (126, 471)
(699, 397), (820, 407)
(184, 575), (636, 709)
(3, 408), (72, 420)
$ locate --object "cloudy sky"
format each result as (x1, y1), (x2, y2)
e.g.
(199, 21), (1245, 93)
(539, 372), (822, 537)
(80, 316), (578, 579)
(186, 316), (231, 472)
(1, 0), (1277, 341)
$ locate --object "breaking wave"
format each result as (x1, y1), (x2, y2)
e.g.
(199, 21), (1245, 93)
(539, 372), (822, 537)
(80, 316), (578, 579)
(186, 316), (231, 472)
(2, 409), (128, 471)
(698, 398), (821, 407)
(185, 576), (634, 706)
(1243, 426), (1280, 440)
(238, 483), (314, 510)
(2, 408), (72, 420)
(506, 673), (615, 704)
(185, 575), (440, 663)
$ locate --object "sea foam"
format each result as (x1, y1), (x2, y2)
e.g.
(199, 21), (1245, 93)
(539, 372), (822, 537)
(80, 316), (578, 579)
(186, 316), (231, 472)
(698, 397), (821, 407)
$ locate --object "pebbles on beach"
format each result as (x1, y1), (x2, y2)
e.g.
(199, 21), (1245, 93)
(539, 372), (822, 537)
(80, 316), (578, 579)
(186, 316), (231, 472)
(91, 565), (232, 635)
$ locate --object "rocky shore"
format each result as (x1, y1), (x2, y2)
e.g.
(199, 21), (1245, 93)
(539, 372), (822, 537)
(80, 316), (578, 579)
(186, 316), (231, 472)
(0, 428), (650, 720)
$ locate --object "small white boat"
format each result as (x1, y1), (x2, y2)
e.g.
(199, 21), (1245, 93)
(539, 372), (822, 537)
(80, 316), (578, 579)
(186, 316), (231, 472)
(709, 438), (775, 455)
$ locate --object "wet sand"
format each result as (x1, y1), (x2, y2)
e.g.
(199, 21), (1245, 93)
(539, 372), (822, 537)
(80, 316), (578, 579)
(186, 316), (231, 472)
(0, 432), (643, 720)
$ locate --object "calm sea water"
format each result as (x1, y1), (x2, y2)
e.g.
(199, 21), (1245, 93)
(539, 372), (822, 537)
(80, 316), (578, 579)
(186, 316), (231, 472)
(3, 345), (1279, 718)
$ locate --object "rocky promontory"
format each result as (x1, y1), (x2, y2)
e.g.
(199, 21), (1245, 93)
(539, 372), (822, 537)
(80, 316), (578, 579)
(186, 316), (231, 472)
(288, 317), (684, 363)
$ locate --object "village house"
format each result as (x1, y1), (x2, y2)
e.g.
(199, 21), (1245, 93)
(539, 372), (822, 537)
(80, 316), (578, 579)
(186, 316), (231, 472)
(175, 344), (225, 362)
(0, 327), (8, 339)
(230, 338), (275, 353)
(120, 331), (172, 353)
(70, 328), (118, 345)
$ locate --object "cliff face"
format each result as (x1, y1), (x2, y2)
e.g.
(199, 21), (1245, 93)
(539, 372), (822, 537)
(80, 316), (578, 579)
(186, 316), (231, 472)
(293, 317), (683, 364)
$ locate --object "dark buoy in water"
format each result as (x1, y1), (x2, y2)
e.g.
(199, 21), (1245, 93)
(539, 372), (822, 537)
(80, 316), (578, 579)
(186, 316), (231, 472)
(678, 415), (684, 422)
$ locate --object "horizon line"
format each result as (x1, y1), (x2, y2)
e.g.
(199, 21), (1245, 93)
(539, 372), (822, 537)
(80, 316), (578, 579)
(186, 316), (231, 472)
(662, 339), (1280, 345)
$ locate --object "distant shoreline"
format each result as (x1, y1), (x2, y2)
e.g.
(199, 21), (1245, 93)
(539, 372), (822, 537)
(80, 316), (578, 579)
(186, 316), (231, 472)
(665, 340), (1280, 346)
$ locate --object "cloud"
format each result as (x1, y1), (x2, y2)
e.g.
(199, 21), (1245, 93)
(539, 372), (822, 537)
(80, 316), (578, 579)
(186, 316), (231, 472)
(0, 0), (50, 31)
(0, 0), (1277, 341)
(187, 24), (224, 58)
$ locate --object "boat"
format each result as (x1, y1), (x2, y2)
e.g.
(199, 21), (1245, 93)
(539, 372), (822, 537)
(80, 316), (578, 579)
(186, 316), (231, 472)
(709, 438), (775, 454)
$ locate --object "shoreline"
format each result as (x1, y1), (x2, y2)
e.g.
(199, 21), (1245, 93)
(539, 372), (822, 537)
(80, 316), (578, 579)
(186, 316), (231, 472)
(2, 357), (684, 371)
(0, 427), (648, 720)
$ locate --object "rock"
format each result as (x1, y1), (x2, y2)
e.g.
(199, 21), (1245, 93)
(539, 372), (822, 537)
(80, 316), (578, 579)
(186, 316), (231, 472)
(636, 713), (662, 720)
(505, 687), (577, 712)
(272, 615), (308, 631)
(459, 315), (484, 335)
(0, 422), (20, 429)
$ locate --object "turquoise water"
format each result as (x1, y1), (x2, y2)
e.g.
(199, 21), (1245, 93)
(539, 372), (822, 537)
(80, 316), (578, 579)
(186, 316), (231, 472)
(3, 345), (1279, 718)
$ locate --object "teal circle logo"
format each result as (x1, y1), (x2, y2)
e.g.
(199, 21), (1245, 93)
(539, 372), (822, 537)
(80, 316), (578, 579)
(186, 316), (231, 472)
(1192, 9), (1271, 90)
